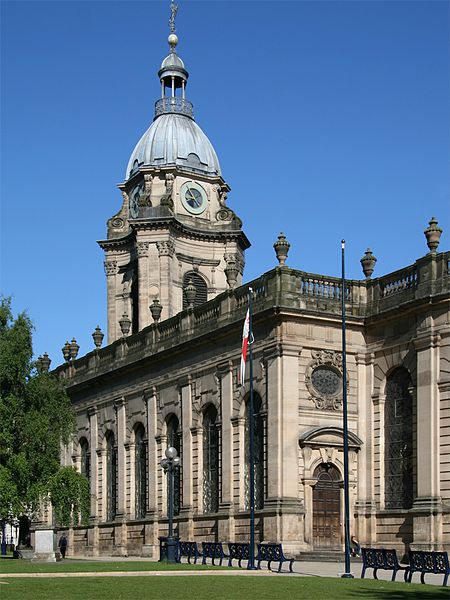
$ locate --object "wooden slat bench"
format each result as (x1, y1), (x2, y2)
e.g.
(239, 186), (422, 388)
(361, 547), (409, 582)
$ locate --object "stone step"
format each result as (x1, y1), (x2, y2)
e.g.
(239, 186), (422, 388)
(296, 551), (362, 562)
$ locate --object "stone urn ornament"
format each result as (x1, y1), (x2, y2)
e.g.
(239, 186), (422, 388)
(69, 338), (80, 361)
(150, 298), (163, 322)
(92, 325), (104, 348)
(424, 217), (442, 253)
(62, 341), (71, 362)
(360, 248), (377, 279)
(184, 279), (197, 308)
(273, 232), (290, 266)
(119, 313), (132, 336)
(224, 256), (239, 288)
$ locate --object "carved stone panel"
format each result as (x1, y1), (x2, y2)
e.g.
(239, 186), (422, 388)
(305, 350), (346, 411)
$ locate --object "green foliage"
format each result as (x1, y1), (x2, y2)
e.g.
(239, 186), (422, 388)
(0, 297), (76, 520)
(49, 467), (90, 527)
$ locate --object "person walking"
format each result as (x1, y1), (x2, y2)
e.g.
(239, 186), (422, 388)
(58, 534), (68, 559)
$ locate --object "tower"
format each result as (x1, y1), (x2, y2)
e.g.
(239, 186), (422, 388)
(99, 4), (250, 343)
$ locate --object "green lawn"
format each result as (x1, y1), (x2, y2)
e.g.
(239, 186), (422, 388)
(0, 574), (447, 600)
(0, 559), (224, 573)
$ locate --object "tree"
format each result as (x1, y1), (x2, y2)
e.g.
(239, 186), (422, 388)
(0, 298), (89, 540)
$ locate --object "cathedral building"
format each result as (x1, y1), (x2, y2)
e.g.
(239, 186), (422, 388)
(49, 12), (449, 557)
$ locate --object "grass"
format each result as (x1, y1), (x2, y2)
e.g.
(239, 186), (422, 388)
(0, 558), (225, 573)
(0, 574), (448, 600)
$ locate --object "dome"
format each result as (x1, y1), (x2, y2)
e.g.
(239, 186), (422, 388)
(126, 113), (221, 179)
(160, 52), (185, 70)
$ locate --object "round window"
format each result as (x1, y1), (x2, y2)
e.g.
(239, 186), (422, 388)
(311, 366), (341, 397)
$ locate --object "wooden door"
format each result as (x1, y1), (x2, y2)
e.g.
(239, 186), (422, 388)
(312, 464), (341, 549)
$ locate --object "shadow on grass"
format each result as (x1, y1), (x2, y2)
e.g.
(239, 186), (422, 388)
(346, 584), (448, 600)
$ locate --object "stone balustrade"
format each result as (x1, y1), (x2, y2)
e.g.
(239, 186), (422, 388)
(56, 250), (449, 383)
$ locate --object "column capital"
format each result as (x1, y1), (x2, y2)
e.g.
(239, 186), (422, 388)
(137, 241), (150, 257)
(104, 260), (118, 277)
(114, 396), (127, 411)
(87, 407), (98, 418)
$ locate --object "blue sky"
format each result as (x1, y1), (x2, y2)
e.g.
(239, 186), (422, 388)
(1, 0), (449, 367)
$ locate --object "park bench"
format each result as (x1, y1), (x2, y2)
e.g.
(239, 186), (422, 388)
(256, 543), (295, 572)
(407, 550), (449, 586)
(361, 547), (409, 582)
(201, 541), (228, 566)
(227, 542), (251, 568)
(177, 541), (203, 564)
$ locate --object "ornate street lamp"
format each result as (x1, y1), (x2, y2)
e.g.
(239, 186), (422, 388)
(160, 446), (181, 563)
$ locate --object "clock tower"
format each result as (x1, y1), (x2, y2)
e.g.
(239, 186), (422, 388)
(99, 4), (250, 343)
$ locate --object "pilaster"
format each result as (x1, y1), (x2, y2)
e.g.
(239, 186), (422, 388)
(137, 240), (150, 331)
(104, 259), (119, 343)
(412, 325), (442, 547)
(88, 408), (99, 520)
(114, 397), (127, 518)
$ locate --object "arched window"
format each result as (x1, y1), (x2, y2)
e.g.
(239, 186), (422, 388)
(80, 437), (91, 486)
(244, 394), (265, 510)
(203, 405), (220, 513)
(167, 415), (181, 516)
(106, 431), (117, 521)
(385, 368), (414, 509)
(135, 424), (147, 519)
(182, 271), (207, 309)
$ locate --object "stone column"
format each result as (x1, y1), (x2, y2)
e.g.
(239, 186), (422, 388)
(372, 392), (385, 519)
(179, 378), (194, 540)
(137, 241), (150, 331)
(113, 398), (127, 556)
(195, 427), (204, 514)
(354, 353), (377, 544)
(127, 443), (135, 518)
(114, 398), (127, 517)
(87, 408), (99, 555)
(218, 361), (235, 541)
(97, 448), (106, 523)
(157, 240), (175, 319)
(265, 344), (304, 553)
(232, 417), (246, 510)
(104, 259), (119, 344)
(412, 326), (442, 549)
(143, 388), (159, 556)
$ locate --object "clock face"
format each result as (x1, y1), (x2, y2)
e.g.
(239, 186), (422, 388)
(180, 181), (207, 215)
(130, 184), (143, 218)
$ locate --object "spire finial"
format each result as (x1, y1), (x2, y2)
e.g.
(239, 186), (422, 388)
(168, 2), (179, 52)
(169, 1), (178, 34)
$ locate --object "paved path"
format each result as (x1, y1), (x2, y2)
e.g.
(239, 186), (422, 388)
(0, 561), (446, 586)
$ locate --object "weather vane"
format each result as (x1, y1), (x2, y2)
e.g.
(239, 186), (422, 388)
(169, 1), (178, 35)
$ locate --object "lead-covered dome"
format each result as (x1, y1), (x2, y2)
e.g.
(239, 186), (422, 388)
(125, 31), (221, 180)
(126, 112), (221, 179)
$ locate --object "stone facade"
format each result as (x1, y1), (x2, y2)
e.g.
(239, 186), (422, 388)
(55, 253), (450, 557)
(39, 8), (450, 557)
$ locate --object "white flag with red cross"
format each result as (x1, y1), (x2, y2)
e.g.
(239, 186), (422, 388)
(239, 307), (250, 386)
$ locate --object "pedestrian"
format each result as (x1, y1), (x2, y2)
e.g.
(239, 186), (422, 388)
(350, 535), (361, 557)
(58, 534), (68, 559)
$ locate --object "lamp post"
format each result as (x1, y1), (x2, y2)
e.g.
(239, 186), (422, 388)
(160, 446), (181, 563)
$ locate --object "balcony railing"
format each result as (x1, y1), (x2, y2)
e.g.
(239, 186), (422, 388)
(155, 97), (194, 119)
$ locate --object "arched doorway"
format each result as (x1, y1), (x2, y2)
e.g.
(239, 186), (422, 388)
(312, 463), (341, 549)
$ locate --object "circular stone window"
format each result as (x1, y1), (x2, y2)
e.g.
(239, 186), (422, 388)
(311, 366), (342, 397)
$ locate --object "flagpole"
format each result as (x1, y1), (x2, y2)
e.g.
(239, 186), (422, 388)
(248, 286), (256, 570)
(340, 240), (354, 579)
